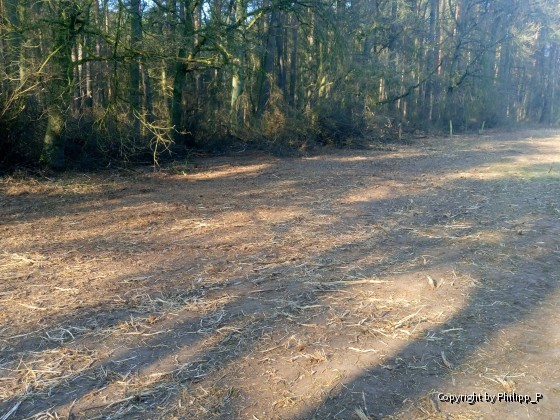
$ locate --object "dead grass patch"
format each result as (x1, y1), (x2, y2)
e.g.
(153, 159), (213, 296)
(1, 130), (560, 418)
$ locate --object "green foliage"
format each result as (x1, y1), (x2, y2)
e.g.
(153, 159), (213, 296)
(259, 92), (319, 154)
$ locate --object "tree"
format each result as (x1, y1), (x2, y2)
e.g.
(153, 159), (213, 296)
(42, 1), (86, 168)
(2, 0), (560, 167)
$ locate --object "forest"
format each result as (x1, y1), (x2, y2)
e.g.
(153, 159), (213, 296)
(1, 0), (559, 168)
(3, 1), (560, 418)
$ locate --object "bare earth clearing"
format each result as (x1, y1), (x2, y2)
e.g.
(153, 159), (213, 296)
(1, 129), (560, 419)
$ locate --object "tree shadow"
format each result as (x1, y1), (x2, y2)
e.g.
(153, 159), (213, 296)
(1, 131), (558, 418)
(298, 247), (559, 418)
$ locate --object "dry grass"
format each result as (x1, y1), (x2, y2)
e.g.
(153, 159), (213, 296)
(1, 129), (560, 419)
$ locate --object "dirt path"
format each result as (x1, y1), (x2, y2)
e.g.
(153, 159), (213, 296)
(1, 129), (560, 419)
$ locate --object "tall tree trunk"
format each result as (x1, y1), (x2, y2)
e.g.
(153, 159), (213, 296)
(540, 43), (557, 125)
(171, 0), (195, 146)
(141, 63), (155, 123)
(424, 0), (439, 123)
(165, 0), (177, 116)
(259, 10), (278, 113)
(289, 15), (298, 107)
(129, 0), (142, 139)
(74, 43), (82, 113)
(92, 0), (103, 107)
(230, 0), (246, 125)
(276, 12), (286, 98)
(387, 0), (399, 113)
(497, 39), (512, 121)
(42, 1), (80, 169)
(362, 0), (377, 59)
(3, 0), (26, 83)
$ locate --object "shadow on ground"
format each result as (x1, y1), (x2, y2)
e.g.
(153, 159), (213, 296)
(1, 129), (559, 418)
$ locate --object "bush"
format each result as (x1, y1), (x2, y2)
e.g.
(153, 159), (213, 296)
(0, 95), (44, 169)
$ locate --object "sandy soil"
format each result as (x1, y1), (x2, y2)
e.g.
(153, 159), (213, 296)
(1, 128), (559, 419)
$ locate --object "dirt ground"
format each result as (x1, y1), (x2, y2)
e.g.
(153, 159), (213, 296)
(1, 129), (560, 419)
